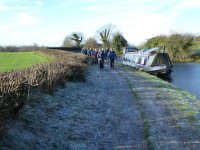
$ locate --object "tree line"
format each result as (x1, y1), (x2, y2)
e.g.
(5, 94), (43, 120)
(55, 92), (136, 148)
(62, 24), (128, 54)
(62, 24), (200, 61)
(139, 33), (200, 62)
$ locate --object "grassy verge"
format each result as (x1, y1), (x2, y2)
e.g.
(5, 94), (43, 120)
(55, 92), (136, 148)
(136, 70), (199, 124)
(0, 52), (52, 72)
(123, 74), (155, 150)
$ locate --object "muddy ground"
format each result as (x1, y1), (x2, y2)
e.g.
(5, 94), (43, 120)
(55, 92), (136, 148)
(1, 61), (200, 150)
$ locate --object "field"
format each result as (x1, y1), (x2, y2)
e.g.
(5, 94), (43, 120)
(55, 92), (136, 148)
(0, 52), (51, 72)
(192, 41), (200, 50)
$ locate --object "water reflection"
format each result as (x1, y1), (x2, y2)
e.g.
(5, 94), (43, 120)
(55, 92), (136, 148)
(158, 75), (173, 83)
(168, 63), (200, 99)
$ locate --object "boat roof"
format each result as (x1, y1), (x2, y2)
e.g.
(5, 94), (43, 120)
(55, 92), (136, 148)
(143, 47), (159, 54)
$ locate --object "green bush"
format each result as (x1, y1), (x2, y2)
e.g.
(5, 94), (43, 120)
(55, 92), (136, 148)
(143, 35), (167, 49)
(166, 33), (194, 61)
(141, 32), (195, 61)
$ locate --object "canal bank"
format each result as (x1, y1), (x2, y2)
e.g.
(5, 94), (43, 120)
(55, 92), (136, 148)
(1, 61), (200, 149)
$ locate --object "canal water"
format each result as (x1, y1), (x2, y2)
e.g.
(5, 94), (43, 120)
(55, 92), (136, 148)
(171, 63), (200, 100)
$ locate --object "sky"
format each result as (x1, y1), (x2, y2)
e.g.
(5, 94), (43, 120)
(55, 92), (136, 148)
(0, 0), (200, 46)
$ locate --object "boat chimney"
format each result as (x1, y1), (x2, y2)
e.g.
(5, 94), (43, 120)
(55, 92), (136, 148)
(161, 46), (166, 53)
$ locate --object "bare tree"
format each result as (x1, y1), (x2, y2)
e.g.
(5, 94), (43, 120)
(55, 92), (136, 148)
(62, 36), (75, 47)
(84, 37), (99, 48)
(96, 24), (116, 48)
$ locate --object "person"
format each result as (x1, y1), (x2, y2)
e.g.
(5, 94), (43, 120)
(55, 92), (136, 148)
(90, 48), (95, 66)
(108, 48), (117, 68)
(81, 48), (87, 55)
(104, 48), (109, 65)
(97, 49), (105, 69)
(93, 48), (98, 64)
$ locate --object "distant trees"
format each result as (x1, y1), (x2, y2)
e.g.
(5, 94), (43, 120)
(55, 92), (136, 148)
(63, 32), (84, 48)
(84, 37), (99, 48)
(96, 24), (115, 48)
(0, 45), (43, 52)
(112, 32), (127, 54)
(61, 26), (196, 62)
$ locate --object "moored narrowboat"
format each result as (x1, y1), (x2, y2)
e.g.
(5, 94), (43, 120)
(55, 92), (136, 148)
(123, 47), (173, 76)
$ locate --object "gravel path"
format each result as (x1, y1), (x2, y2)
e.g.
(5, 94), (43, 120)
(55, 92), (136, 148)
(0, 64), (147, 150)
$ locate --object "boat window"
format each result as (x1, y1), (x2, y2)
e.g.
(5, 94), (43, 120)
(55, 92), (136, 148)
(127, 48), (138, 52)
(135, 57), (139, 64)
(141, 57), (146, 65)
(152, 54), (171, 66)
(137, 58), (141, 64)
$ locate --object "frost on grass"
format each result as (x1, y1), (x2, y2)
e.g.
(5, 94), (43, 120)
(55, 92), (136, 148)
(120, 67), (200, 149)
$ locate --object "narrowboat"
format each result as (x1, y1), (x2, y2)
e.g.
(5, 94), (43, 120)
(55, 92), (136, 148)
(123, 47), (173, 77)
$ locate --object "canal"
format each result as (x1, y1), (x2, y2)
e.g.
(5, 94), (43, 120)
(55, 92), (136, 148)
(171, 63), (200, 100)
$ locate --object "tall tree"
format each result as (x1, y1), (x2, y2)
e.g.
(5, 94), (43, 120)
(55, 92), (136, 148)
(70, 32), (84, 48)
(84, 37), (99, 48)
(96, 24), (115, 48)
(112, 32), (127, 54)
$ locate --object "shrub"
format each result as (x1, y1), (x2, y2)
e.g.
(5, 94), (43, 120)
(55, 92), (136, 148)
(166, 33), (194, 61)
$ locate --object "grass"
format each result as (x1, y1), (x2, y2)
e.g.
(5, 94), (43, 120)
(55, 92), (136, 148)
(125, 77), (155, 150)
(136, 70), (199, 124)
(0, 52), (52, 72)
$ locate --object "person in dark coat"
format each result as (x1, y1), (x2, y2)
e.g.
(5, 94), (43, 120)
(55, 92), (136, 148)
(97, 49), (105, 69)
(108, 48), (117, 68)
(93, 48), (98, 64)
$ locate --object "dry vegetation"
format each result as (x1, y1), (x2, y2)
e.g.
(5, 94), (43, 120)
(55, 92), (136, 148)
(0, 49), (87, 135)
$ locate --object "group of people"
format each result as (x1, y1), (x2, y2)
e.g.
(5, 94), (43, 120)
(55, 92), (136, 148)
(81, 48), (117, 69)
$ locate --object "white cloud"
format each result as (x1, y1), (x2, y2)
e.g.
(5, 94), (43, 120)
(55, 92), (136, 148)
(167, 0), (200, 17)
(15, 13), (41, 26)
(0, 13), (41, 30)
(0, 0), (42, 30)
(76, 0), (182, 45)
(0, 5), (9, 11)
(76, 2), (175, 45)
(176, 0), (200, 10)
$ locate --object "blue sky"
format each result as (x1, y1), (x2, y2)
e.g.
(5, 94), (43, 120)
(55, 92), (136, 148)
(0, 0), (200, 46)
